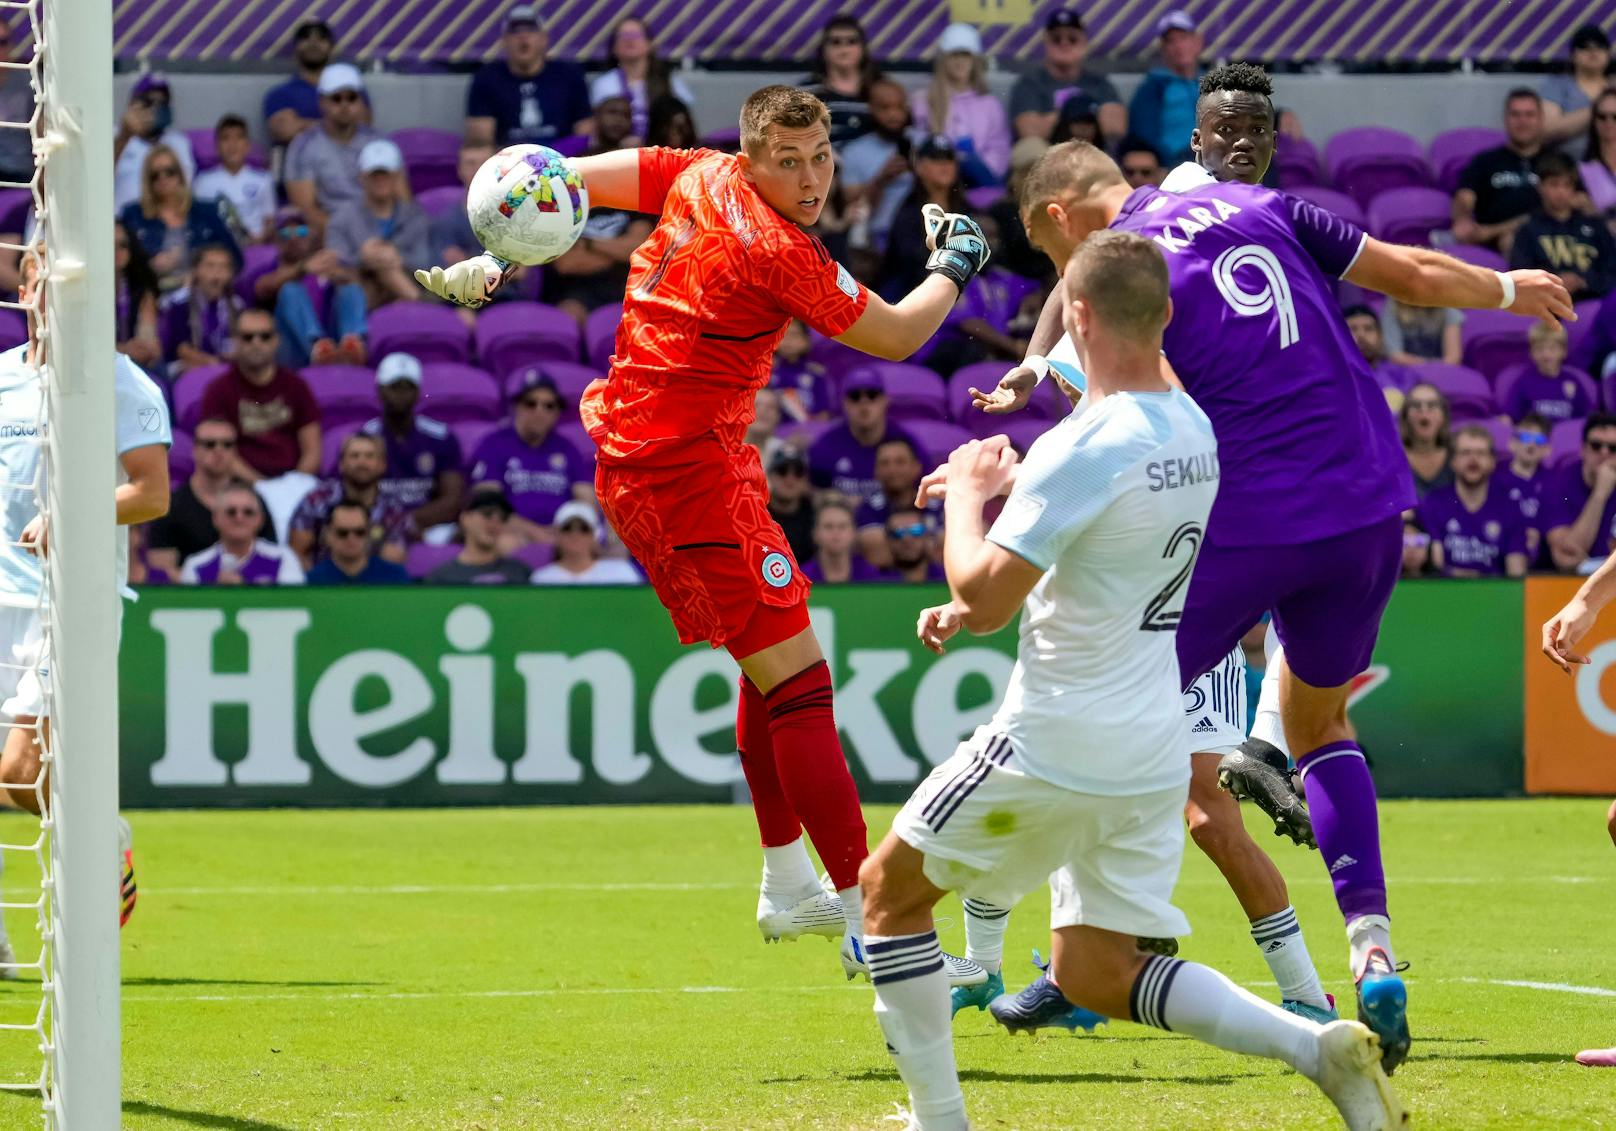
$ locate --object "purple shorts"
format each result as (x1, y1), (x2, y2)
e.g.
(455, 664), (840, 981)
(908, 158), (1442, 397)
(1175, 515), (1403, 691)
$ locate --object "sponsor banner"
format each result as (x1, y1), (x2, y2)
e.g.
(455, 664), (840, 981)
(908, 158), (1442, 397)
(119, 581), (1525, 808)
(1524, 577), (1616, 795)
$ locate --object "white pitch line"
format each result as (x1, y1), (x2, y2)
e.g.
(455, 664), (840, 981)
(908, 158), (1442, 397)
(1460, 978), (1616, 998)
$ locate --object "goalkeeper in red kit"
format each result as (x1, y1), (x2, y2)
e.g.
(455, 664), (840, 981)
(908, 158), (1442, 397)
(417, 86), (990, 984)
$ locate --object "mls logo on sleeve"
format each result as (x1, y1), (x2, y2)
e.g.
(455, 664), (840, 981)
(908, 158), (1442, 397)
(138, 407), (160, 433)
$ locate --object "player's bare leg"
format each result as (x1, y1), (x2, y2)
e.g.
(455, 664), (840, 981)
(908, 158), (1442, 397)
(1283, 669), (1407, 1074)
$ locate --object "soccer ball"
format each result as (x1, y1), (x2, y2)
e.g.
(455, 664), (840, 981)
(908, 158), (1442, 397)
(467, 145), (590, 267)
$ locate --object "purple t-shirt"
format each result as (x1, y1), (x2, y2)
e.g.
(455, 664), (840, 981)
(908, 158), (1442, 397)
(1493, 465), (1544, 526)
(1368, 358), (1419, 394)
(878, 562), (948, 583)
(289, 479), (411, 549)
(809, 423), (914, 508)
(468, 426), (589, 526)
(803, 556), (882, 583)
(1539, 460), (1616, 554)
(1499, 364), (1595, 423)
(945, 268), (1040, 337)
(854, 491), (944, 529)
(158, 289), (239, 365)
(1417, 484), (1527, 576)
(770, 357), (831, 418)
(1110, 183), (1412, 547)
(181, 540), (299, 585)
(362, 416), (463, 511)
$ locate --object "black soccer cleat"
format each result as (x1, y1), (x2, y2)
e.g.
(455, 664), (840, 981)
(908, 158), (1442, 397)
(1218, 739), (1315, 849)
(1135, 936), (1179, 957)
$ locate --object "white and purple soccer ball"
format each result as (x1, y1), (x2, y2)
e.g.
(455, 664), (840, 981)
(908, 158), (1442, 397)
(467, 144), (590, 267)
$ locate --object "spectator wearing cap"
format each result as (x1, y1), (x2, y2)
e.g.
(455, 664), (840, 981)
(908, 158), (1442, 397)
(1499, 322), (1596, 425)
(306, 499), (413, 585)
(285, 62), (381, 237)
(362, 352), (465, 539)
(769, 320), (832, 422)
(809, 371), (914, 509)
(1543, 24), (1613, 147)
(589, 17), (695, 145)
(0, 22), (34, 186)
(879, 506), (945, 583)
(288, 430), (409, 569)
(199, 306), (321, 482)
(878, 134), (968, 300)
(263, 20), (337, 149)
(430, 140), (496, 268)
(1344, 304), (1418, 394)
(804, 16), (882, 148)
(466, 370), (593, 550)
(911, 23), (1011, 187)
(180, 481), (306, 586)
(541, 120), (654, 322)
(425, 486), (533, 585)
(146, 417), (277, 576)
(466, 5), (592, 148)
(530, 502), (643, 585)
(803, 500), (881, 583)
(1453, 89), (1545, 253)
(325, 138), (433, 313)
(840, 79), (916, 260)
(114, 73), (196, 213)
(256, 205), (368, 367)
(120, 144), (240, 295)
(1543, 413), (1616, 572)
(1129, 10), (1204, 164)
(193, 115), (277, 244)
(1510, 152), (1616, 301)
(1010, 10), (1124, 144)
(1118, 137), (1164, 188)
(1416, 426), (1530, 579)
(765, 445), (816, 566)
(855, 436), (939, 568)
(158, 243), (241, 377)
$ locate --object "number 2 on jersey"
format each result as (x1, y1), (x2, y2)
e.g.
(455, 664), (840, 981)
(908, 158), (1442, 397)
(1141, 522), (1203, 632)
(1212, 244), (1298, 349)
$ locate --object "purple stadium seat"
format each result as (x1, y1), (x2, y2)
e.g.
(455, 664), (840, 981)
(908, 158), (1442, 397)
(585, 303), (622, 371)
(1287, 186), (1366, 231)
(965, 186), (1005, 212)
(236, 244), (281, 306)
(1549, 417), (1587, 466)
(1460, 308), (1535, 380)
(1273, 137), (1322, 190)
(417, 361), (501, 422)
(321, 421), (363, 475)
(1418, 363), (1494, 421)
(474, 301), (582, 373)
(998, 417), (1053, 455)
(556, 420), (596, 466)
(1494, 362), (1597, 418)
(368, 301), (472, 364)
(1323, 127), (1431, 209)
(503, 359), (601, 404)
(391, 128), (462, 194)
(187, 128), (216, 171)
(0, 308), (25, 351)
(809, 332), (868, 391)
(171, 363), (232, 431)
(1567, 300), (1601, 370)
(406, 543), (460, 578)
(454, 419), (501, 460)
(1445, 243), (1508, 272)
(416, 185), (466, 220)
(302, 364), (378, 427)
(702, 127), (742, 153)
(1366, 186), (1452, 247)
(0, 189), (30, 234)
(1428, 127), (1505, 193)
(512, 542), (554, 572)
(946, 362), (1063, 427)
(845, 362), (946, 421)
(900, 420), (972, 466)
(779, 419), (833, 451)
(551, 135), (590, 158)
(1476, 417), (1513, 456)
(168, 429), (194, 483)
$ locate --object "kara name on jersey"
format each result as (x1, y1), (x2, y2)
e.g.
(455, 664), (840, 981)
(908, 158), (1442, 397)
(1147, 452), (1220, 493)
(1148, 197), (1244, 255)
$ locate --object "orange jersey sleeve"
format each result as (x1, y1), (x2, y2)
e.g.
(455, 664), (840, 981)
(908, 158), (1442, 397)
(636, 146), (706, 215)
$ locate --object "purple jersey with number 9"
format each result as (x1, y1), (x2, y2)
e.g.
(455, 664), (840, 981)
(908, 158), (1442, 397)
(1109, 183), (1413, 548)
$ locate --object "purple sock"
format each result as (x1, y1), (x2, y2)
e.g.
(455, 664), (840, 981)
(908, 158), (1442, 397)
(1297, 741), (1388, 923)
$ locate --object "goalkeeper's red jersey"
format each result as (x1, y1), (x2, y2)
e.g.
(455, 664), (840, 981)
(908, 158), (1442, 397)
(579, 147), (869, 466)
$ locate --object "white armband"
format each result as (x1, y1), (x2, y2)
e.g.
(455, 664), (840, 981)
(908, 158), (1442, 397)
(1023, 354), (1050, 386)
(1495, 271), (1515, 310)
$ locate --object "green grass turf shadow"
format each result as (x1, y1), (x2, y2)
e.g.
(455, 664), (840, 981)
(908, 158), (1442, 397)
(122, 1101), (299, 1130)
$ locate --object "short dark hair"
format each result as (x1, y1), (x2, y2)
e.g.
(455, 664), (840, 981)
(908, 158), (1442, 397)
(192, 242), (236, 269)
(815, 499), (855, 524)
(1584, 413), (1616, 442)
(195, 416), (237, 435)
(1517, 412), (1551, 433)
(328, 499), (370, 531)
(1342, 304), (1378, 322)
(1453, 424), (1495, 450)
(1116, 135), (1162, 166)
(232, 305), (274, 333)
(885, 505), (932, 529)
(1535, 151), (1578, 182)
(875, 436), (920, 462)
(215, 113), (248, 138)
(1506, 87), (1543, 108)
(339, 431), (383, 459)
(1063, 229), (1170, 342)
(1198, 62), (1273, 101)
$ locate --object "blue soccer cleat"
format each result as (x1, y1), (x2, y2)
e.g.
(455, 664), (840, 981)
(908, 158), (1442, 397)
(1355, 949), (1411, 1076)
(988, 952), (1107, 1035)
(950, 969), (1004, 1017)
(1282, 993), (1339, 1024)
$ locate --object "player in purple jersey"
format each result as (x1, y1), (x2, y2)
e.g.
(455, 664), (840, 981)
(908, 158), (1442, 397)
(995, 132), (1571, 1074)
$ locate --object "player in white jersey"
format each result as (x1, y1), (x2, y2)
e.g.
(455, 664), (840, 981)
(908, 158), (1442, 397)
(857, 232), (1404, 1131)
(0, 249), (172, 936)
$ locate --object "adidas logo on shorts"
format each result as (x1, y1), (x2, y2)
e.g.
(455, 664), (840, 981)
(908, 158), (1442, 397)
(1190, 716), (1217, 734)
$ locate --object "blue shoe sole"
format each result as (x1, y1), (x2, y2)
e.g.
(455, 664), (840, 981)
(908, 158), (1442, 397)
(1357, 974), (1411, 1075)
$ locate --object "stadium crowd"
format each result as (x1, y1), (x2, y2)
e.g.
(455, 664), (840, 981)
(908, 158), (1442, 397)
(53, 6), (1616, 585)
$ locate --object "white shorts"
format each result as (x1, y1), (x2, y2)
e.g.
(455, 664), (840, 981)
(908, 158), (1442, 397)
(891, 728), (1192, 941)
(0, 604), (47, 722)
(1183, 644), (1246, 757)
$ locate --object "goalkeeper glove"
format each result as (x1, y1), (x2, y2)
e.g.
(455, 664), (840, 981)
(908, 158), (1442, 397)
(413, 253), (512, 308)
(921, 204), (991, 293)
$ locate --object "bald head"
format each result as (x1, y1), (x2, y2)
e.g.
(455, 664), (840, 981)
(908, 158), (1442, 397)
(1063, 229), (1170, 346)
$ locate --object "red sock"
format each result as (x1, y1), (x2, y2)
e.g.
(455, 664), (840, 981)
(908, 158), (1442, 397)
(736, 676), (800, 846)
(764, 661), (868, 891)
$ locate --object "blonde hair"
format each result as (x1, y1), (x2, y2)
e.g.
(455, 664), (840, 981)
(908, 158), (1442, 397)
(138, 143), (190, 219)
(1528, 320), (1568, 346)
(740, 85), (831, 154)
(926, 50), (987, 138)
(1020, 140), (1125, 224)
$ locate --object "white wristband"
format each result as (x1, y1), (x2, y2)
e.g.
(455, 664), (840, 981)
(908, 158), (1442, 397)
(1495, 271), (1515, 310)
(1023, 354), (1050, 386)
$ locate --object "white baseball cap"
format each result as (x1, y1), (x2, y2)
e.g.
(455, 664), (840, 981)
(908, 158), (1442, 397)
(376, 352), (422, 386)
(317, 62), (365, 96)
(359, 138), (403, 174)
(554, 500), (601, 534)
(937, 23), (983, 56)
(1156, 9), (1197, 36)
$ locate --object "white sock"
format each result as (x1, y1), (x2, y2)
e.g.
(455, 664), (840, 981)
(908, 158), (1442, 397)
(868, 931), (968, 1131)
(838, 884), (864, 945)
(760, 837), (819, 902)
(962, 898), (1009, 974)
(1134, 954), (1320, 1080)
(1346, 914), (1395, 977)
(1250, 906), (1329, 1010)
(1250, 634), (1290, 757)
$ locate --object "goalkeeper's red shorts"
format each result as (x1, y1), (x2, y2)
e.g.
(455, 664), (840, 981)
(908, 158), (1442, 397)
(595, 437), (810, 653)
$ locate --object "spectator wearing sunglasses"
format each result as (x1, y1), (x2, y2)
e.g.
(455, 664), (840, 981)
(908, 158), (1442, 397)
(855, 436), (938, 569)
(1498, 321), (1597, 425)
(808, 370), (915, 511)
(144, 417), (276, 576)
(466, 370), (593, 551)
(765, 445), (816, 567)
(288, 431), (409, 570)
(879, 505), (945, 583)
(1545, 413), (1616, 572)
(307, 499), (413, 585)
(1009, 9), (1124, 143)
(425, 485), (534, 585)
(114, 73), (196, 214)
(120, 143), (240, 295)
(285, 63), (381, 237)
(198, 307), (322, 482)
(179, 481), (305, 586)
(263, 20), (337, 149)
(1416, 425), (1529, 579)
(529, 502), (642, 585)
(1498, 412), (1551, 563)
(255, 205), (368, 367)
(804, 16), (882, 148)
(193, 115), (276, 244)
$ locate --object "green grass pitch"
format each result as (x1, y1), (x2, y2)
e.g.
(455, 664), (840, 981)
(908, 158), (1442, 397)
(0, 799), (1610, 1129)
